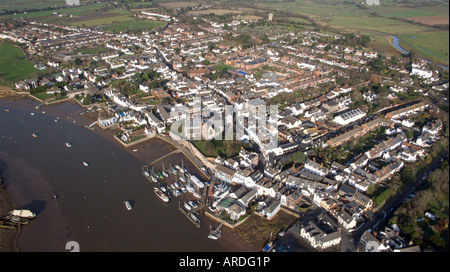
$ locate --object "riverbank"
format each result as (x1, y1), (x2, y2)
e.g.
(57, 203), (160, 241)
(0, 170), (20, 252)
(0, 87), (21, 252)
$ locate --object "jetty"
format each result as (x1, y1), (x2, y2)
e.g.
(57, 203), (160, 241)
(208, 221), (224, 240)
(85, 121), (97, 131)
(178, 202), (201, 228)
(0, 216), (26, 229)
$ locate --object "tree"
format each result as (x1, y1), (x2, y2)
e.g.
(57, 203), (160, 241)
(369, 57), (386, 73)
(405, 130), (414, 140)
(291, 151), (307, 164)
(74, 58), (82, 66)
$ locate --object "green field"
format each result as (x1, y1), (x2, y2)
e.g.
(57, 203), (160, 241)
(69, 14), (135, 27)
(0, 43), (38, 82)
(0, 0), (66, 11)
(326, 15), (434, 34)
(101, 20), (167, 32)
(398, 32), (449, 66)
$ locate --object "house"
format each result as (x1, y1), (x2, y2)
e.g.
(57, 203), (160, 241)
(348, 172), (370, 192)
(139, 83), (149, 93)
(299, 214), (341, 250)
(375, 160), (404, 183)
(379, 227), (408, 250)
(227, 203), (247, 221)
(259, 198), (281, 220)
(285, 189), (303, 210)
(215, 164), (236, 184)
(156, 104), (174, 124)
(14, 81), (30, 91)
(237, 188), (258, 207)
(304, 159), (329, 177)
(279, 115), (302, 129)
(333, 108), (365, 126)
(385, 101), (429, 119)
(337, 209), (358, 230)
(358, 231), (391, 252)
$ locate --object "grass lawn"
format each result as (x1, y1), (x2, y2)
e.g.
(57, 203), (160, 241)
(0, 43), (38, 82)
(193, 140), (245, 159)
(72, 46), (109, 55)
(102, 20), (167, 33)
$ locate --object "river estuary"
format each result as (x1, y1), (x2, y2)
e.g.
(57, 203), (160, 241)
(0, 98), (232, 252)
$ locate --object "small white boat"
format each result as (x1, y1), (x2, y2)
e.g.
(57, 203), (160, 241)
(186, 184), (194, 193)
(83, 161), (89, 167)
(32, 133), (38, 138)
(209, 205), (217, 213)
(9, 209), (36, 219)
(154, 187), (169, 203)
(193, 191), (202, 199)
(184, 202), (192, 211)
(190, 213), (200, 223)
(188, 200), (198, 209)
(30, 112), (35, 116)
(124, 201), (132, 210)
(66, 142), (72, 147)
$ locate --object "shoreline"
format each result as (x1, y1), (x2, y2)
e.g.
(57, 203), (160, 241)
(0, 92), (261, 252)
(0, 169), (20, 252)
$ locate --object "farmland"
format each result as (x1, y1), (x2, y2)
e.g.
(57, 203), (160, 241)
(0, 0), (66, 11)
(254, 0), (449, 66)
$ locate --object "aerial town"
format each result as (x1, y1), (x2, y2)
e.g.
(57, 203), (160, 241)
(0, 0), (448, 253)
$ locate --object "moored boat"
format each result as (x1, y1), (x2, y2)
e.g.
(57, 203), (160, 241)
(124, 201), (132, 210)
(186, 184), (194, 193)
(190, 213), (200, 223)
(188, 200), (198, 209)
(83, 161), (89, 167)
(183, 202), (192, 211)
(9, 209), (36, 219)
(192, 191), (202, 199)
(9, 215), (29, 224)
(154, 187), (169, 202)
(66, 142), (72, 147)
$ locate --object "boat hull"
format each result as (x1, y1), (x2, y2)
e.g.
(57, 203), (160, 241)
(154, 187), (169, 202)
